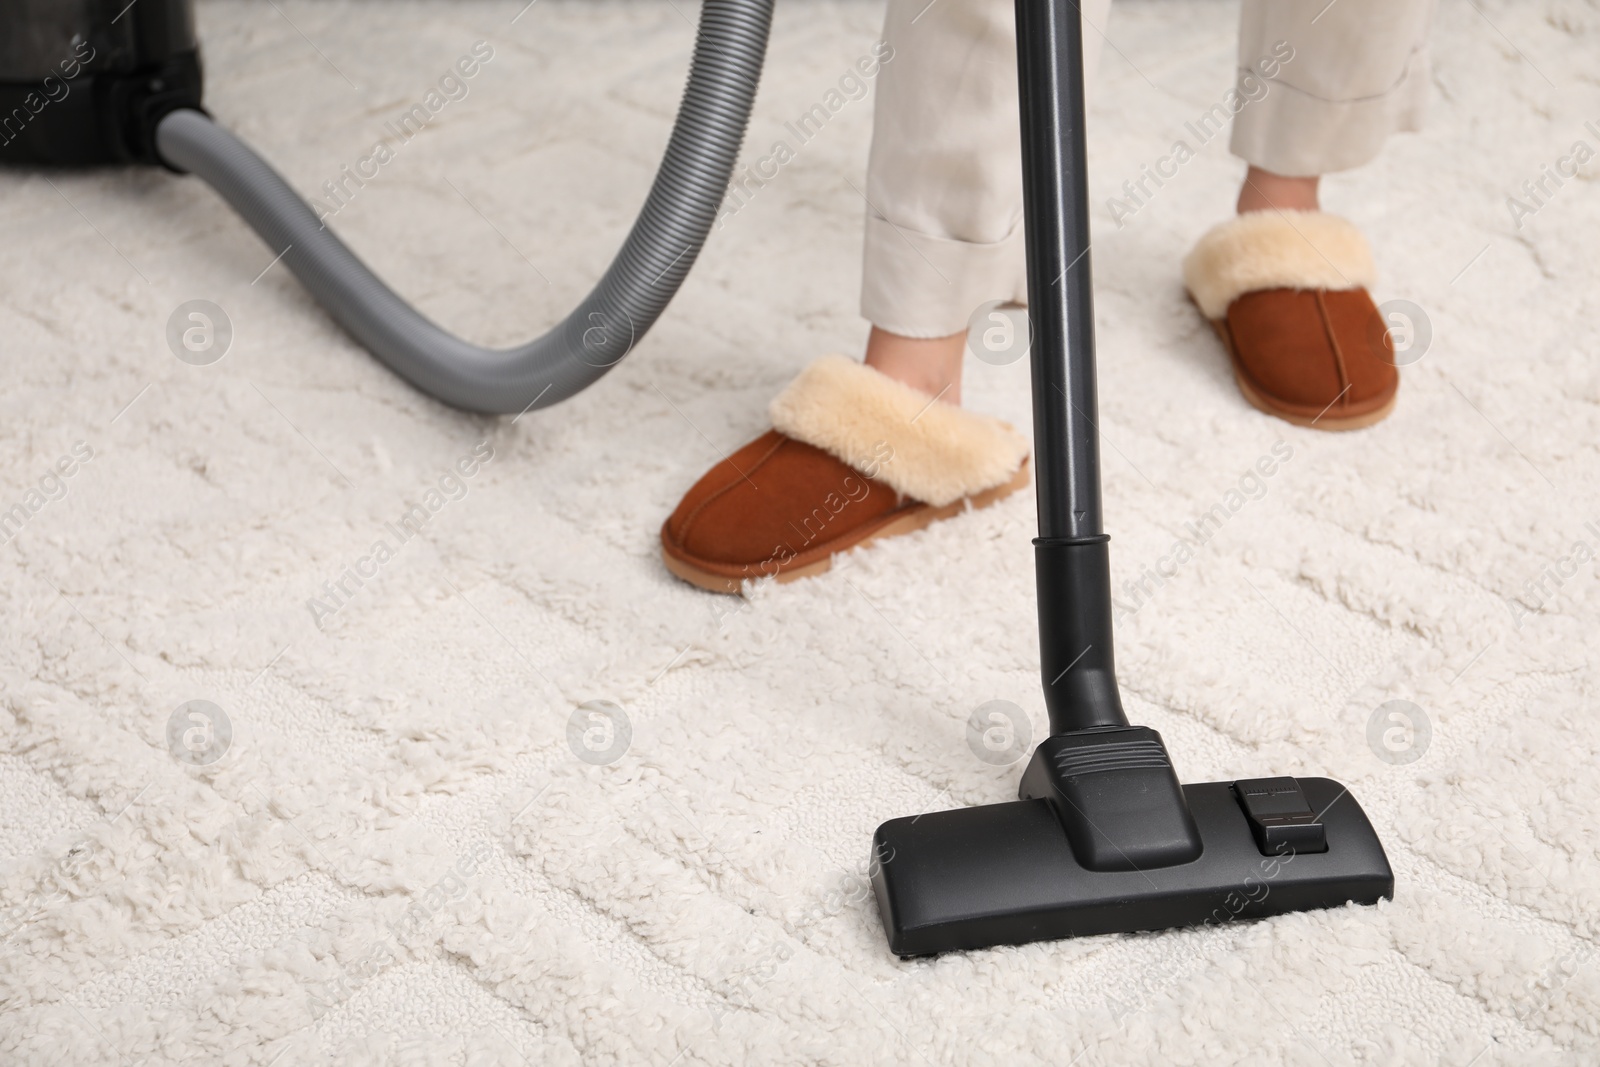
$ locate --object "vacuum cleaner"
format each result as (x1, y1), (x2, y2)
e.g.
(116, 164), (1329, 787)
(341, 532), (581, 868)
(867, 0), (1393, 956)
(3, 0), (1392, 957)
(0, 0), (773, 414)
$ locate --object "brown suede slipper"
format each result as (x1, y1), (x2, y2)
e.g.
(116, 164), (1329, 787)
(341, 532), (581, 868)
(661, 355), (1032, 594)
(1183, 211), (1399, 431)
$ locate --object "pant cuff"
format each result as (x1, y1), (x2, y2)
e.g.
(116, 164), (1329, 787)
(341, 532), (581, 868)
(1229, 47), (1432, 177)
(859, 212), (1028, 339)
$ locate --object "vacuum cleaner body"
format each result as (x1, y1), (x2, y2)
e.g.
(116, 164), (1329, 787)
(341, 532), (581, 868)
(869, 0), (1393, 957)
(2, 0), (776, 414)
(0, 0), (202, 166)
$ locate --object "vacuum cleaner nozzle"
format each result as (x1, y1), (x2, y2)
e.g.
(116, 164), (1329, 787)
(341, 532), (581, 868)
(871, 760), (1392, 957)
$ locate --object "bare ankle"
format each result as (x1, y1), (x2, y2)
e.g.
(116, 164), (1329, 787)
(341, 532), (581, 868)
(1237, 165), (1320, 215)
(862, 326), (965, 406)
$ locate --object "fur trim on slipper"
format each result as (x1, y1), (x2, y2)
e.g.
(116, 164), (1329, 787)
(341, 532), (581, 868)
(1182, 210), (1377, 320)
(768, 355), (1029, 508)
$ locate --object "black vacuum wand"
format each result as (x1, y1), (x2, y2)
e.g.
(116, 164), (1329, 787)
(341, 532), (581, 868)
(868, 0), (1393, 957)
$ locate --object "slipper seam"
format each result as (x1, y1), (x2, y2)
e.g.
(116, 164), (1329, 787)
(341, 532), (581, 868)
(669, 434), (785, 550)
(1313, 290), (1354, 410)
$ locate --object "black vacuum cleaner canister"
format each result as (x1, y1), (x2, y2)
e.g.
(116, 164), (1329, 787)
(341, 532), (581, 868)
(0, 0), (202, 166)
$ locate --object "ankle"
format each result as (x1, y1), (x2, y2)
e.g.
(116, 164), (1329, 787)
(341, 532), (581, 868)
(1237, 165), (1320, 215)
(862, 326), (965, 406)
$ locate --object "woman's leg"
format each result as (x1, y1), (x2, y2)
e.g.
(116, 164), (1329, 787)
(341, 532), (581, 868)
(1236, 168), (1319, 215)
(1182, 0), (1438, 430)
(861, 0), (1109, 405)
(660, 0), (1112, 591)
(1230, 0), (1437, 185)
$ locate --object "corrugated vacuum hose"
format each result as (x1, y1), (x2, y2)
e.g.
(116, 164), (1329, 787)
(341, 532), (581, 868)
(154, 0), (773, 415)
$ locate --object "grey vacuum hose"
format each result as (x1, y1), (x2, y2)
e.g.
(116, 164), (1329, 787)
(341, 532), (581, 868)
(154, 0), (772, 415)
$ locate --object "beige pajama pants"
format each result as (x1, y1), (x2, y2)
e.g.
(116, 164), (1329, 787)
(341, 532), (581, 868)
(861, 0), (1438, 338)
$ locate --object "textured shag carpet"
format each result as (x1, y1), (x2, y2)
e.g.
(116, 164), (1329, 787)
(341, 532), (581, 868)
(3, 1), (1598, 1063)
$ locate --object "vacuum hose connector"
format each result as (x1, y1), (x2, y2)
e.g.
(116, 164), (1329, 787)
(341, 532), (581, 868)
(154, 0), (773, 414)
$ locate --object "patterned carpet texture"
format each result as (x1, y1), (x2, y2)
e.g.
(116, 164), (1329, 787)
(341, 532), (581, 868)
(2, 1), (1597, 1063)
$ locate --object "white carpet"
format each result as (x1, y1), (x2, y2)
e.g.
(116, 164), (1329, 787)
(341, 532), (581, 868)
(3, 1), (1598, 1063)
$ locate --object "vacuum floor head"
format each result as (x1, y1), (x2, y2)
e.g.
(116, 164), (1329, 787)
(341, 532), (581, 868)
(871, 747), (1392, 957)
